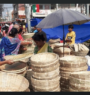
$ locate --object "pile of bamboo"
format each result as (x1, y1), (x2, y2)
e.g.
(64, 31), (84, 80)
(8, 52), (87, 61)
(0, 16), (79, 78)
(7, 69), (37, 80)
(69, 71), (90, 92)
(30, 53), (60, 92)
(59, 56), (88, 92)
(70, 44), (89, 56)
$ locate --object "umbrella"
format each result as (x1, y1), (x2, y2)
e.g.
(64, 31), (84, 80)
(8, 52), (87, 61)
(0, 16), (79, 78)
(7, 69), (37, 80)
(36, 9), (90, 56)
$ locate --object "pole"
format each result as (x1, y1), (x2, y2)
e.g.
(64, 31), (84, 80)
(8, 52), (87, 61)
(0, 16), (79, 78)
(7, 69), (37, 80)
(63, 25), (65, 57)
(87, 4), (89, 17)
(56, 4), (58, 10)
(25, 4), (31, 33)
(76, 4), (78, 11)
(31, 4), (32, 19)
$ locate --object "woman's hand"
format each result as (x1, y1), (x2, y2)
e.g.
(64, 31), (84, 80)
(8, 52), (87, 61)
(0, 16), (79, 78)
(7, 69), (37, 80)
(27, 42), (32, 45)
(6, 60), (14, 65)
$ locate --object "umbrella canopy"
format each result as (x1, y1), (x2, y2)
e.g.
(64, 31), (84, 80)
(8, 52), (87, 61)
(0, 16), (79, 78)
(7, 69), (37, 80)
(36, 9), (90, 29)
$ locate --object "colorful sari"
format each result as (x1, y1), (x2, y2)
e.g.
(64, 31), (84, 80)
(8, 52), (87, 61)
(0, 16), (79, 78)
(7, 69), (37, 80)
(0, 37), (21, 61)
(34, 43), (53, 54)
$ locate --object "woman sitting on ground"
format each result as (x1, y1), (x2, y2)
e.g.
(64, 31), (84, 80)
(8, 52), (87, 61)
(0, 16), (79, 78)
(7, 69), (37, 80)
(32, 32), (53, 54)
(0, 28), (32, 61)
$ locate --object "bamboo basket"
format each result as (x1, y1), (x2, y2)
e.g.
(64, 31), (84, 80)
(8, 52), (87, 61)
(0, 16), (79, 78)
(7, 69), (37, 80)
(71, 51), (89, 56)
(25, 69), (33, 92)
(32, 67), (60, 80)
(60, 69), (89, 78)
(32, 84), (60, 92)
(69, 87), (90, 92)
(31, 75), (60, 87)
(69, 76), (90, 85)
(0, 72), (29, 91)
(31, 53), (59, 68)
(69, 82), (90, 91)
(34, 85), (61, 92)
(1, 53), (33, 76)
(32, 62), (59, 73)
(60, 56), (87, 68)
(21, 47), (34, 54)
(60, 58), (87, 68)
(23, 33), (34, 40)
(70, 71), (90, 79)
(52, 43), (68, 48)
(0, 61), (27, 76)
(60, 65), (88, 72)
(4, 53), (33, 63)
(49, 39), (60, 44)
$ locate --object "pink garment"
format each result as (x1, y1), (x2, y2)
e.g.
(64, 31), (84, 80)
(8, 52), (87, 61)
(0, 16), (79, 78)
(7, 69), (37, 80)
(7, 24), (13, 35)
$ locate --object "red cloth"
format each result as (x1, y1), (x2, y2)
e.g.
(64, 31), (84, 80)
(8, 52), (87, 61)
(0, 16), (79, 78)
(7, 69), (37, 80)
(18, 34), (24, 41)
(0, 26), (1, 30)
(60, 40), (63, 43)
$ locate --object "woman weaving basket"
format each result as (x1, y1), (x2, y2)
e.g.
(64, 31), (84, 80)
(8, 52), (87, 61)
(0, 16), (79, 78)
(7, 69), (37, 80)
(32, 32), (53, 54)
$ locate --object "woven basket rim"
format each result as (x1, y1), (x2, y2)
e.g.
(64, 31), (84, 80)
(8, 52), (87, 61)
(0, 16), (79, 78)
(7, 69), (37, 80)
(4, 53), (33, 62)
(0, 72), (29, 91)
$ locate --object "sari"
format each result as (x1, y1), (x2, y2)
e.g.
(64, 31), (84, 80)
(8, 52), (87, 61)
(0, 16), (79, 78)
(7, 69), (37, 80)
(17, 34), (24, 41)
(34, 43), (53, 54)
(0, 37), (21, 61)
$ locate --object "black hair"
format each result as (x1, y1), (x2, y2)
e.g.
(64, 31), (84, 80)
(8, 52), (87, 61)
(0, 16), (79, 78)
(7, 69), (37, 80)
(68, 25), (74, 29)
(4, 26), (9, 34)
(9, 28), (18, 37)
(18, 28), (23, 34)
(32, 32), (47, 41)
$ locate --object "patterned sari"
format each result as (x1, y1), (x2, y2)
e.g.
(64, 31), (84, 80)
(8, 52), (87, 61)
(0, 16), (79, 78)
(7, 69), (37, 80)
(0, 37), (21, 61)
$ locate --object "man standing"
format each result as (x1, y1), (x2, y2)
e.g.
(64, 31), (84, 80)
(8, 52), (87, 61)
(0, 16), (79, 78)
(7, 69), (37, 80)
(65, 25), (76, 45)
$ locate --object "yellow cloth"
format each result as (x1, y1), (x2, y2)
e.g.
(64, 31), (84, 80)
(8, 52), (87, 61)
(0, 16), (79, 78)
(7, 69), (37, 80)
(23, 25), (25, 29)
(65, 31), (76, 45)
(37, 43), (48, 54)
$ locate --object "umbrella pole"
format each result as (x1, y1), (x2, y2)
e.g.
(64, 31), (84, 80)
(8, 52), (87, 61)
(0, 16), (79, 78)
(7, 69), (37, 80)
(63, 25), (65, 57)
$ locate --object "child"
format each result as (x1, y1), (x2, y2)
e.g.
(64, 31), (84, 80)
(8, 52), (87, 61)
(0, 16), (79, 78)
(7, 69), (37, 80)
(65, 25), (76, 45)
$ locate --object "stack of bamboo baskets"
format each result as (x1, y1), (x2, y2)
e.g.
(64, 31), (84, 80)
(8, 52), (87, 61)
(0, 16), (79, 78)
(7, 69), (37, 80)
(30, 53), (60, 92)
(53, 47), (71, 57)
(22, 33), (35, 54)
(59, 56), (88, 92)
(69, 71), (90, 92)
(2, 53), (33, 76)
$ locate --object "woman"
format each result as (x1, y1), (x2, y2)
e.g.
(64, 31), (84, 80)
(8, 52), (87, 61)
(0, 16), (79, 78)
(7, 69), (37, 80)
(32, 32), (53, 54)
(17, 28), (24, 41)
(0, 28), (32, 61)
